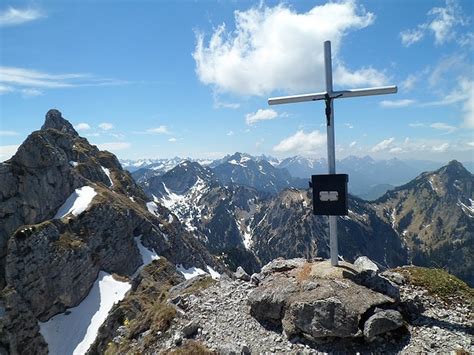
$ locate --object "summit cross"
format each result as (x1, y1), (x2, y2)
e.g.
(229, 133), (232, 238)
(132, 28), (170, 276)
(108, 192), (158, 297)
(268, 40), (397, 266)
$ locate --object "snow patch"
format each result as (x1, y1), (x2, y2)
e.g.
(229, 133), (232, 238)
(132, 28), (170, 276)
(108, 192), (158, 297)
(100, 166), (113, 187)
(243, 224), (252, 249)
(390, 208), (397, 229)
(39, 271), (131, 355)
(176, 264), (207, 280)
(228, 159), (247, 167)
(458, 198), (474, 217)
(135, 235), (159, 265)
(54, 186), (97, 219)
(160, 178), (208, 233)
(206, 265), (221, 280)
(428, 177), (438, 193)
(146, 201), (159, 217)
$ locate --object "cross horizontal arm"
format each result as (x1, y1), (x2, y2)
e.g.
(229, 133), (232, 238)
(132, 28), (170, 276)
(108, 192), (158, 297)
(268, 91), (327, 105)
(332, 85), (397, 99)
(268, 85), (397, 106)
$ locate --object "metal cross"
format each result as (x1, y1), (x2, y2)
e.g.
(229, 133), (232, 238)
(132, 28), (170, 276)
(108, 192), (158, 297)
(268, 40), (397, 266)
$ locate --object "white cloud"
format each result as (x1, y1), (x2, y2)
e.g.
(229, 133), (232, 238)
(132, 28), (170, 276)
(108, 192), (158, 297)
(146, 126), (169, 134)
(245, 109), (278, 125)
(409, 122), (425, 128)
(400, 0), (468, 47)
(0, 7), (44, 26)
(428, 0), (467, 45)
(389, 147), (403, 153)
(380, 99), (416, 108)
(193, 2), (388, 96)
(467, 141), (474, 147)
(273, 130), (326, 155)
(0, 130), (19, 136)
(74, 123), (91, 131)
(21, 88), (43, 97)
(0, 66), (127, 96)
(400, 27), (425, 47)
(226, 130), (234, 136)
(215, 102), (240, 109)
(168, 137), (177, 142)
(97, 142), (131, 152)
(422, 78), (474, 128)
(430, 122), (457, 133)
(349, 141), (357, 148)
(0, 84), (14, 94)
(371, 137), (395, 152)
(334, 66), (388, 88)
(344, 123), (353, 129)
(431, 142), (450, 152)
(99, 122), (114, 130)
(400, 74), (418, 91)
(0, 144), (19, 161)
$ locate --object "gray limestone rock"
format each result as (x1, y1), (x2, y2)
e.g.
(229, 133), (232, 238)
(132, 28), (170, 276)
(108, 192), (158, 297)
(249, 259), (396, 341)
(363, 309), (404, 340)
(0, 287), (48, 355)
(41, 109), (78, 136)
(354, 256), (379, 273)
(250, 273), (262, 285)
(182, 320), (200, 338)
(235, 266), (251, 281)
(380, 270), (406, 285)
(260, 258), (306, 276)
(351, 270), (400, 301)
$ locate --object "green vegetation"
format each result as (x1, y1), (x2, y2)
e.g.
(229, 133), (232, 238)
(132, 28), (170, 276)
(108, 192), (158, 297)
(395, 266), (474, 306)
(99, 258), (185, 353)
(180, 276), (217, 296)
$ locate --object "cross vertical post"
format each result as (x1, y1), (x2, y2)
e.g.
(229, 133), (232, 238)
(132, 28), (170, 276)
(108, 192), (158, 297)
(268, 40), (397, 268)
(324, 41), (339, 266)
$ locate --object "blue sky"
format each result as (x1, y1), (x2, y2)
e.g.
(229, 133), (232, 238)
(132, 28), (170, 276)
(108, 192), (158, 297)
(0, 0), (473, 163)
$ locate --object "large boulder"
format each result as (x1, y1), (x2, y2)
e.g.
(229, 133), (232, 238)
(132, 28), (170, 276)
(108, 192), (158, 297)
(248, 259), (403, 342)
(354, 256), (379, 273)
(363, 309), (404, 341)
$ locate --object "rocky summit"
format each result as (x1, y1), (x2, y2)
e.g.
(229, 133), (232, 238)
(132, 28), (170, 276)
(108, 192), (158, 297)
(0, 110), (224, 354)
(0, 109), (472, 355)
(90, 257), (473, 354)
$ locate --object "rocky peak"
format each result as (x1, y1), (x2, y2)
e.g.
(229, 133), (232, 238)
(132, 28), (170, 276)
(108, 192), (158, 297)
(41, 109), (78, 136)
(441, 160), (470, 178)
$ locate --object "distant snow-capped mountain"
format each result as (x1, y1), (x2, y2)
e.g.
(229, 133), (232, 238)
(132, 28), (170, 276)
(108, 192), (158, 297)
(212, 152), (306, 194)
(139, 160), (261, 272)
(120, 157), (213, 173)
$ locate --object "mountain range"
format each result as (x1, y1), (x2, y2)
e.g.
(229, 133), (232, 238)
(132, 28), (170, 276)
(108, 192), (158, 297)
(0, 110), (472, 354)
(124, 154), (473, 200)
(137, 153), (473, 285)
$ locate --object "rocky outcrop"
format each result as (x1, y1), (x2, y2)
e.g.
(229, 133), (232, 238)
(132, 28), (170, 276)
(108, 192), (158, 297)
(363, 309), (404, 340)
(248, 259), (401, 342)
(0, 109), (143, 287)
(0, 287), (48, 354)
(107, 258), (472, 354)
(0, 110), (225, 354)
